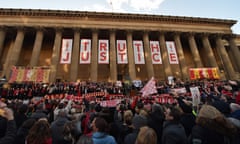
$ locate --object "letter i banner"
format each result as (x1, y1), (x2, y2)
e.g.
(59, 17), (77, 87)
(133, 40), (145, 64)
(166, 41), (179, 64)
(60, 39), (73, 64)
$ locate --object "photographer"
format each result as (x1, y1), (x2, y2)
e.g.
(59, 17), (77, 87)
(0, 100), (17, 144)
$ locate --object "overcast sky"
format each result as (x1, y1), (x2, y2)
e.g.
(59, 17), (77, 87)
(1, 0), (239, 34)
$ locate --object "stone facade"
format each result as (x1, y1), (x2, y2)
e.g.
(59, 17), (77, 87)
(0, 8), (239, 82)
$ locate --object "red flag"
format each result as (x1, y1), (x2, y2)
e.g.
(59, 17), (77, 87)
(140, 77), (157, 97)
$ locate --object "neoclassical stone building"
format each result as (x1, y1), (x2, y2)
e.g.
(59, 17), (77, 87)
(0, 8), (239, 82)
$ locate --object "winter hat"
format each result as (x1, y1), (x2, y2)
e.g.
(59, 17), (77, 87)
(198, 105), (223, 119)
(132, 115), (147, 129)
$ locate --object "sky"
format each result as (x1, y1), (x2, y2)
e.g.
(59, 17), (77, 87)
(1, 0), (239, 34)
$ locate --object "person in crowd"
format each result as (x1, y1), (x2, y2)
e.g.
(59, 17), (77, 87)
(82, 102), (98, 135)
(147, 104), (165, 144)
(30, 103), (48, 121)
(0, 100), (17, 144)
(176, 97), (196, 137)
(134, 102), (144, 116)
(14, 118), (36, 144)
(76, 135), (93, 144)
(61, 121), (76, 144)
(135, 126), (157, 144)
(25, 119), (52, 144)
(53, 99), (72, 120)
(14, 103), (28, 129)
(124, 114), (147, 144)
(91, 116), (117, 144)
(117, 110), (134, 144)
(229, 103), (240, 120)
(162, 106), (187, 144)
(51, 109), (70, 144)
(189, 104), (238, 144)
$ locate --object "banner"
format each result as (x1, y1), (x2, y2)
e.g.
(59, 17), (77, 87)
(117, 40), (128, 64)
(189, 68), (220, 80)
(98, 40), (109, 64)
(140, 77), (157, 97)
(150, 41), (162, 64)
(166, 41), (179, 64)
(9, 66), (50, 83)
(60, 39), (73, 64)
(133, 40), (145, 64)
(80, 39), (91, 64)
(190, 87), (201, 106)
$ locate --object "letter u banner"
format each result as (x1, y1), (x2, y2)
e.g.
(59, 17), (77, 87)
(189, 68), (220, 80)
(80, 39), (91, 64)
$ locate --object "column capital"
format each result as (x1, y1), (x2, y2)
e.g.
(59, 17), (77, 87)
(168, 31), (181, 38)
(223, 34), (237, 40)
(91, 28), (99, 33)
(34, 26), (45, 31)
(0, 25), (8, 30)
(109, 28), (116, 32)
(159, 31), (167, 36)
(126, 29), (133, 34)
(54, 27), (63, 32)
(198, 32), (211, 37)
(184, 32), (196, 37)
(143, 30), (149, 34)
(72, 27), (81, 32)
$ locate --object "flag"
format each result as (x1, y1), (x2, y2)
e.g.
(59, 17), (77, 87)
(140, 77), (157, 97)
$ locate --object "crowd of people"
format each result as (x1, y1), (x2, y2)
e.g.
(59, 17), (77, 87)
(0, 78), (240, 144)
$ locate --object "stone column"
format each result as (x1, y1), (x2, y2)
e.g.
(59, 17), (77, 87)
(228, 35), (240, 72)
(188, 33), (203, 67)
(216, 35), (236, 79)
(49, 28), (62, 82)
(6, 28), (25, 77)
(70, 29), (80, 82)
(159, 32), (173, 77)
(30, 28), (44, 67)
(0, 27), (6, 58)
(90, 29), (98, 82)
(174, 32), (188, 80)
(127, 30), (136, 80)
(143, 31), (154, 79)
(109, 29), (117, 82)
(2, 40), (14, 78)
(202, 33), (218, 67)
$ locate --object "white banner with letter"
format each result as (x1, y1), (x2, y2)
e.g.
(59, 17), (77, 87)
(133, 40), (145, 64)
(166, 41), (179, 64)
(98, 40), (109, 64)
(150, 41), (162, 64)
(80, 39), (91, 64)
(117, 40), (128, 64)
(60, 39), (73, 64)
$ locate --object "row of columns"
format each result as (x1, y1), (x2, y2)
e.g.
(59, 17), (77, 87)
(0, 27), (239, 82)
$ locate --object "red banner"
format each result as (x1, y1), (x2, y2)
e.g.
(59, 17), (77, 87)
(9, 66), (50, 83)
(189, 68), (220, 80)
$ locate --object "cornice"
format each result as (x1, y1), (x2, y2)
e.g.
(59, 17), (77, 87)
(0, 8), (236, 27)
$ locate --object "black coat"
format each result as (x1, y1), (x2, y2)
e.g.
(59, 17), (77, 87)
(189, 125), (231, 144)
(124, 129), (139, 144)
(162, 121), (187, 144)
(148, 111), (164, 144)
(0, 120), (17, 144)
